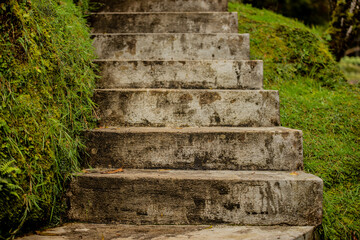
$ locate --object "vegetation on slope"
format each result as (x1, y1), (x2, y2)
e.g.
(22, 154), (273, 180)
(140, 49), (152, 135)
(0, 0), (97, 238)
(229, 3), (360, 239)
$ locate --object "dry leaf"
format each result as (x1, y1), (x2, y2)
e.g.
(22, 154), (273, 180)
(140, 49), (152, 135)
(290, 172), (299, 176)
(101, 168), (123, 174)
(81, 169), (89, 173)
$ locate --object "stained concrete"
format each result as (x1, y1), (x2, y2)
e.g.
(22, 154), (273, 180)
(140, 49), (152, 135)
(94, 60), (263, 90)
(90, 12), (238, 33)
(90, 0), (229, 12)
(84, 127), (303, 171)
(17, 224), (316, 240)
(70, 0), (325, 235)
(94, 89), (280, 127)
(92, 33), (250, 60)
(68, 170), (323, 226)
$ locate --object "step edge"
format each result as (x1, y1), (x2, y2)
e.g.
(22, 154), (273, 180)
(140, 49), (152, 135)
(86, 126), (302, 133)
(94, 88), (277, 92)
(91, 33), (249, 36)
(90, 12), (239, 15)
(74, 169), (323, 182)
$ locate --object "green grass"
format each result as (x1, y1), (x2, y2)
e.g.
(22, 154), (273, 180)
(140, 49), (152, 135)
(0, 0), (97, 238)
(229, 3), (360, 239)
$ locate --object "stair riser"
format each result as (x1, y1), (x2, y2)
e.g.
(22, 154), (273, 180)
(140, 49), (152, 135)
(69, 172), (323, 226)
(90, 0), (228, 12)
(90, 13), (238, 33)
(85, 128), (303, 171)
(95, 60), (263, 90)
(94, 90), (280, 127)
(93, 34), (250, 60)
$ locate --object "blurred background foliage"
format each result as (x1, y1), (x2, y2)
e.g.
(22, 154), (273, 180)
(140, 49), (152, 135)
(234, 0), (360, 62)
(236, 0), (332, 25)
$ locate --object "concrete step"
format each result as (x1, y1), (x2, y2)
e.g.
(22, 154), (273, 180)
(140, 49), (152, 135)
(91, 0), (228, 13)
(84, 127), (303, 171)
(17, 223), (316, 240)
(90, 12), (238, 33)
(68, 169), (323, 226)
(94, 89), (280, 127)
(94, 60), (263, 90)
(92, 33), (249, 60)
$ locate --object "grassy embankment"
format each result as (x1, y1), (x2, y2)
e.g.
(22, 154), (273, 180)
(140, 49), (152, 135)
(228, 3), (360, 239)
(0, 0), (97, 238)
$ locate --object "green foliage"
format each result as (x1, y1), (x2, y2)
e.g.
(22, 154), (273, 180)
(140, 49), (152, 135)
(339, 56), (360, 84)
(230, 0), (331, 25)
(0, 160), (23, 201)
(0, 0), (97, 238)
(229, 3), (345, 89)
(326, 0), (360, 61)
(229, 3), (360, 239)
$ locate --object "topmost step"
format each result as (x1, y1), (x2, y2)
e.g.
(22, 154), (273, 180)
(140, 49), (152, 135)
(91, 0), (228, 13)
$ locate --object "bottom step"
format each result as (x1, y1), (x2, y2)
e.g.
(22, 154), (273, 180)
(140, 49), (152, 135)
(68, 169), (323, 226)
(18, 223), (316, 240)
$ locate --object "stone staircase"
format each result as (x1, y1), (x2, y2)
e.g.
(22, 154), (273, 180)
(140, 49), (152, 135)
(68, 0), (323, 238)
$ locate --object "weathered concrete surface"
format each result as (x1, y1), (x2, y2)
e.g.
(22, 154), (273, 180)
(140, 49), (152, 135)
(68, 170), (323, 226)
(84, 127), (303, 171)
(95, 60), (263, 90)
(92, 33), (250, 60)
(90, 0), (229, 13)
(17, 224), (316, 240)
(90, 12), (238, 33)
(94, 89), (280, 127)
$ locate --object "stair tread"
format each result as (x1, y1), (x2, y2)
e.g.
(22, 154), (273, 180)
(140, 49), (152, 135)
(94, 89), (280, 128)
(90, 0), (229, 13)
(95, 88), (275, 92)
(89, 12), (238, 34)
(92, 33), (250, 61)
(69, 169), (322, 225)
(90, 12), (239, 14)
(17, 223), (315, 240)
(78, 169), (321, 182)
(85, 126), (303, 171)
(92, 33), (245, 35)
(94, 58), (255, 61)
(90, 126), (299, 133)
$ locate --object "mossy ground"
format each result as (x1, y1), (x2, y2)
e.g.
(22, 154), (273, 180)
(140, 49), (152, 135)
(0, 0), (96, 238)
(229, 3), (360, 239)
